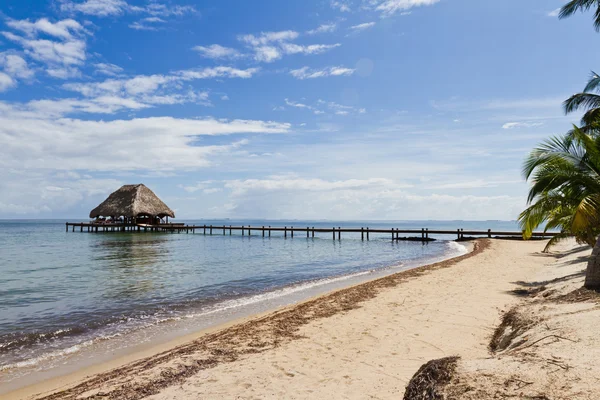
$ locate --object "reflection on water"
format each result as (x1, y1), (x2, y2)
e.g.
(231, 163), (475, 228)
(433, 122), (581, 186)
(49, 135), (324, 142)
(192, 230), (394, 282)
(92, 235), (170, 299)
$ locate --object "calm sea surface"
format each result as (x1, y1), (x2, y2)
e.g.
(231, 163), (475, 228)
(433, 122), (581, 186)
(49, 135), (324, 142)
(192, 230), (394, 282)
(0, 219), (519, 389)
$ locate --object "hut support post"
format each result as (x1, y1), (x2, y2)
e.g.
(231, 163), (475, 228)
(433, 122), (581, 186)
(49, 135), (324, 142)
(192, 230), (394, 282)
(488, 229), (491, 238)
(312, 227), (315, 238)
(291, 226), (293, 238)
(307, 227), (309, 238)
(262, 226), (265, 237)
(338, 227), (341, 241)
(333, 227), (335, 240)
(366, 227), (370, 241)
(269, 226), (271, 237)
(284, 226), (287, 238)
(210, 225), (213, 235)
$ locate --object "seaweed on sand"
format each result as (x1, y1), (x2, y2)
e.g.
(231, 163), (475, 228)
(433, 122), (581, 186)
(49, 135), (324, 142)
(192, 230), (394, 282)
(403, 356), (460, 400)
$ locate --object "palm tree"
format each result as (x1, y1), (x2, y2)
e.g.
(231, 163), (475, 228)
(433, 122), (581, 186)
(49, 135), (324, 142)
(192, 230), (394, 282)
(564, 71), (600, 126)
(520, 127), (600, 288)
(559, 0), (600, 31)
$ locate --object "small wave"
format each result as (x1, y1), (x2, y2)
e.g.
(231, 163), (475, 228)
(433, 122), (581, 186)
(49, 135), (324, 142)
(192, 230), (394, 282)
(446, 241), (468, 256)
(180, 268), (380, 319)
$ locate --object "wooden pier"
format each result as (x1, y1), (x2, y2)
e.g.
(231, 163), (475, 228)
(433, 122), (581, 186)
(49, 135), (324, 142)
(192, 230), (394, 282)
(65, 222), (557, 241)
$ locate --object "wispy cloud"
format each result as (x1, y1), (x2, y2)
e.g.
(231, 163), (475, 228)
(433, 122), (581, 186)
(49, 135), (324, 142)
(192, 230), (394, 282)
(548, 8), (561, 17)
(0, 52), (34, 87)
(94, 62), (123, 76)
(289, 66), (355, 79)
(57, 66), (258, 113)
(502, 121), (544, 129)
(306, 23), (338, 35)
(330, 0), (351, 12)
(60, 0), (196, 17)
(349, 22), (376, 31)
(2, 18), (88, 80)
(192, 44), (241, 59)
(281, 98), (366, 116)
(371, 0), (440, 17)
(237, 30), (340, 63)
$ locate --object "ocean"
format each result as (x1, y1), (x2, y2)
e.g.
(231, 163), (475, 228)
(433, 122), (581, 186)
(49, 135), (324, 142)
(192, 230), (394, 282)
(0, 219), (519, 391)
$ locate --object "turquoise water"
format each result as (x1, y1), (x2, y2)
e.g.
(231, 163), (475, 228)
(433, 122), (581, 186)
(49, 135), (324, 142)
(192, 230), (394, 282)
(0, 219), (518, 385)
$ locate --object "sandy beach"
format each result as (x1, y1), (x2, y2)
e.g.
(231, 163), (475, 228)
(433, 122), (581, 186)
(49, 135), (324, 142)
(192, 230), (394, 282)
(6, 238), (599, 399)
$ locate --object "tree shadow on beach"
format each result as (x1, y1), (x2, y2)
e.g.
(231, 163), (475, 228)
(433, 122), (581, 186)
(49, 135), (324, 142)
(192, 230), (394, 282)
(511, 270), (586, 289)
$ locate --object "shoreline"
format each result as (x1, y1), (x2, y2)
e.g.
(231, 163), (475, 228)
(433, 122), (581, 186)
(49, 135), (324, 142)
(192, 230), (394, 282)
(4, 240), (478, 399)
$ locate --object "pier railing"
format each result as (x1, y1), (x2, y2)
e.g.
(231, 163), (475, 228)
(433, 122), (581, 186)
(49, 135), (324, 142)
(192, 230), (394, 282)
(65, 222), (557, 241)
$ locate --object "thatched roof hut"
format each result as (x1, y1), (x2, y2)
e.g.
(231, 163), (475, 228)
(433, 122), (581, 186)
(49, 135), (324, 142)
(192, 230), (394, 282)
(89, 184), (175, 219)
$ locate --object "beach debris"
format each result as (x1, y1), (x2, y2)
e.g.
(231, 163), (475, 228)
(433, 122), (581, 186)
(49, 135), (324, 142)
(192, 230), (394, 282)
(402, 356), (460, 400)
(489, 308), (536, 353)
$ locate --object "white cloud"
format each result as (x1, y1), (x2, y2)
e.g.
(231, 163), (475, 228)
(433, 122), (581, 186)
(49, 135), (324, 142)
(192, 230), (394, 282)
(0, 53), (34, 79)
(2, 18), (88, 78)
(349, 22), (376, 31)
(239, 30), (300, 46)
(430, 96), (565, 112)
(59, 66), (258, 111)
(0, 173), (124, 217)
(253, 46), (281, 62)
(282, 98), (365, 116)
(306, 23), (338, 35)
(548, 8), (561, 17)
(6, 18), (85, 40)
(128, 21), (160, 31)
(179, 181), (215, 193)
(502, 121), (544, 129)
(60, 0), (196, 18)
(225, 177), (398, 195)
(238, 30), (340, 63)
(0, 102), (291, 171)
(60, 0), (128, 16)
(372, 0), (440, 16)
(0, 72), (16, 92)
(289, 66), (355, 79)
(192, 44), (241, 59)
(331, 1), (351, 12)
(206, 176), (523, 220)
(94, 62), (123, 76)
(46, 66), (81, 79)
(279, 43), (341, 55)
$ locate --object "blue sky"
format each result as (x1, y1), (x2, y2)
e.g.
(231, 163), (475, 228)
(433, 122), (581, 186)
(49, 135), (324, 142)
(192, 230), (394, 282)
(0, 0), (598, 220)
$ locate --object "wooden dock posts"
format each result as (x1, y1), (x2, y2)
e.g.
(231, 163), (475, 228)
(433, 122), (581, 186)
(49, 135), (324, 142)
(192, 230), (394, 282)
(65, 222), (557, 242)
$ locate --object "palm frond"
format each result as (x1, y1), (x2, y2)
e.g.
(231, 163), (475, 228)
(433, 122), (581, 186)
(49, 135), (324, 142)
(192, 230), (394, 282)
(564, 93), (600, 114)
(543, 232), (574, 253)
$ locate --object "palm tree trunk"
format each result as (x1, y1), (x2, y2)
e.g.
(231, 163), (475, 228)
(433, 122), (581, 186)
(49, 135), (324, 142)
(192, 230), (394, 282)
(585, 236), (600, 289)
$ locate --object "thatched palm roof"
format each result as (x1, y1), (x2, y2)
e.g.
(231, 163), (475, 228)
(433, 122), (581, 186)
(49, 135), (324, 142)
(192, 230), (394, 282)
(89, 184), (175, 218)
